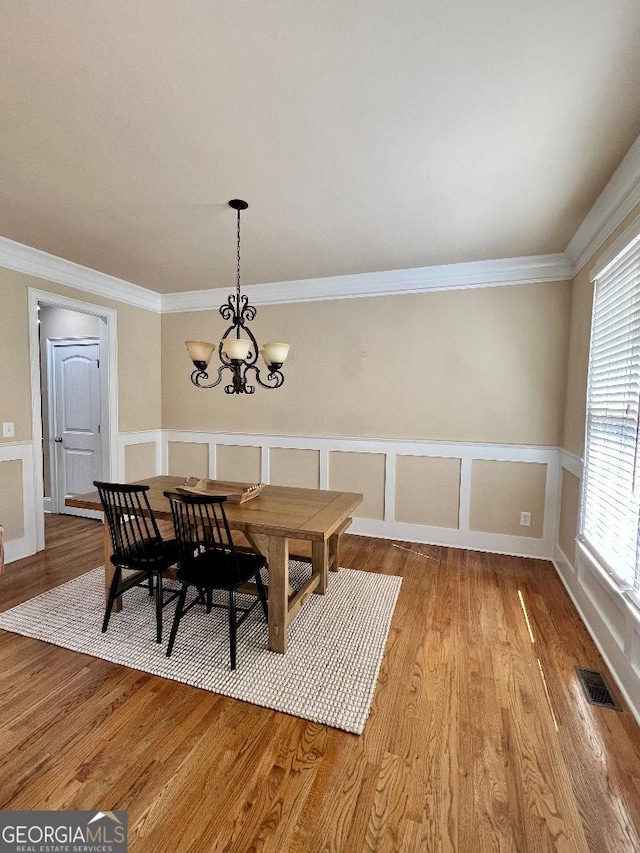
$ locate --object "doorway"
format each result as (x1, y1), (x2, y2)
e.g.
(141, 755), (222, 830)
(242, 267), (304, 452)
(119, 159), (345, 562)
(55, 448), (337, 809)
(28, 289), (118, 549)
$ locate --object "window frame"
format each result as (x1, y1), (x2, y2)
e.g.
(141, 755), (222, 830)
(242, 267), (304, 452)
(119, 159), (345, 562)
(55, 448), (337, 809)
(579, 214), (640, 609)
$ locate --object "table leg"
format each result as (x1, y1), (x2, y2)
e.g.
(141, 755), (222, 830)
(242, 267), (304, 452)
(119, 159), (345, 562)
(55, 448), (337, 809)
(102, 520), (120, 613)
(267, 535), (289, 654)
(328, 518), (351, 572)
(328, 532), (340, 572)
(312, 540), (329, 594)
(246, 530), (294, 596)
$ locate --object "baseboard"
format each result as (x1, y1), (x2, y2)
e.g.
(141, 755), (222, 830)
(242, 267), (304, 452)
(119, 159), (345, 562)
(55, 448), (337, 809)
(3, 536), (37, 564)
(350, 518), (551, 559)
(552, 544), (640, 727)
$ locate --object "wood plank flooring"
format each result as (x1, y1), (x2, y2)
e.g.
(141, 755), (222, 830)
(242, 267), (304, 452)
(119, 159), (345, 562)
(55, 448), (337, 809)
(1, 515), (640, 851)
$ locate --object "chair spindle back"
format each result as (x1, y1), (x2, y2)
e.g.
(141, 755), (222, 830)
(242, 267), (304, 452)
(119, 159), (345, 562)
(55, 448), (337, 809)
(164, 492), (239, 578)
(94, 481), (163, 561)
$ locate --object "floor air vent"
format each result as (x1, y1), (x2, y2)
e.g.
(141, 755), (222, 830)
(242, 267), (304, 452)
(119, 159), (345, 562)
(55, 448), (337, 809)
(575, 667), (622, 711)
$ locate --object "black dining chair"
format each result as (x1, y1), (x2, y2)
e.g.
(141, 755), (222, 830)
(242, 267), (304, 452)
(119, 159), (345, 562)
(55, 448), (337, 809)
(95, 481), (181, 643)
(163, 490), (268, 670)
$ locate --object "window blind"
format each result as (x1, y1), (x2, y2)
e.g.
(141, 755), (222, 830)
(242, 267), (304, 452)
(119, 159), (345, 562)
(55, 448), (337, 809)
(581, 235), (640, 593)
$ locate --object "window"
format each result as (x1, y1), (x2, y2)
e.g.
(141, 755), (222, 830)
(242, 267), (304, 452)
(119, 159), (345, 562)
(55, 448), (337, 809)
(580, 228), (640, 598)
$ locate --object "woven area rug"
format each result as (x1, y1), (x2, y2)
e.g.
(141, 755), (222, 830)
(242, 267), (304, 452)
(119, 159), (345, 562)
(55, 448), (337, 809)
(0, 562), (401, 734)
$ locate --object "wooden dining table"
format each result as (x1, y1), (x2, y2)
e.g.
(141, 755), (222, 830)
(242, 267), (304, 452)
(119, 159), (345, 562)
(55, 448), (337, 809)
(66, 476), (362, 654)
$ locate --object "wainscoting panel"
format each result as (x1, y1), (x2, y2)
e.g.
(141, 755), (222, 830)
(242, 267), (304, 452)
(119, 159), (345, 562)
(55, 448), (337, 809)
(117, 430), (163, 481)
(270, 447), (321, 490)
(395, 455), (461, 529)
(0, 441), (37, 562)
(5, 429), (560, 563)
(161, 431), (559, 558)
(167, 441), (209, 479)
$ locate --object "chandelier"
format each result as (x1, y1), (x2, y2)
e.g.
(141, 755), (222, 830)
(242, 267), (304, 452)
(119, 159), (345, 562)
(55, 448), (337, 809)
(185, 199), (290, 394)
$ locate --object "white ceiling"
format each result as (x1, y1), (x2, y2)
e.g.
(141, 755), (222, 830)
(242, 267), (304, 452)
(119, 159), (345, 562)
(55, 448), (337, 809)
(1, 1), (640, 294)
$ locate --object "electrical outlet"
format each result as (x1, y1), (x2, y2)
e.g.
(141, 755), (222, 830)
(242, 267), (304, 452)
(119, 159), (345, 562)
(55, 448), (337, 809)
(2, 422), (14, 438)
(520, 511), (531, 527)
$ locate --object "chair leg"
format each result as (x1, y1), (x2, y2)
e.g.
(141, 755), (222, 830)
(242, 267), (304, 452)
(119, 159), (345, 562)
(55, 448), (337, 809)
(148, 573), (154, 596)
(102, 567), (122, 633)
(229, 589), (237, 670)
(206, 588), (213, 614)
(255, 571), (268, 620)
(155, 572), (163, 643)
(166, 584), (188, 657)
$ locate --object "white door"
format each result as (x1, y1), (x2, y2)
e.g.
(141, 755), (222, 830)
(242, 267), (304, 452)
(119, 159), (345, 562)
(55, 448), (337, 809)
(52, 342), (103, 516)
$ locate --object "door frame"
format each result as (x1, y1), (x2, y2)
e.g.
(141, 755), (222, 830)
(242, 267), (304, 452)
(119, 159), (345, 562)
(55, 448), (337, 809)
(28, 288), (119, 550)
(47, 336), (101, 516)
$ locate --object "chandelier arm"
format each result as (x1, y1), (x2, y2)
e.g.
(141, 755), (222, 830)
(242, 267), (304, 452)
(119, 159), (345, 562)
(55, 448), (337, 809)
(239, 295), (257, 324)
(245, 363), (285, 390)
(190, 364), (225, 389)
(237, 319), (259, 365)
(219, 294), (236, 323)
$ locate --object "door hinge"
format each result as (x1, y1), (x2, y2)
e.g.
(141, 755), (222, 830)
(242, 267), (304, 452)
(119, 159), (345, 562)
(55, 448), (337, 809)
(98, 424), (101, 434)
(96, 359), (100, 368)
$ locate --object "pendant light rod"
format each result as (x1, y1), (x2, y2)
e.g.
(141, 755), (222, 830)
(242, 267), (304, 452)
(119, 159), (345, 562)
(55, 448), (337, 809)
(229, 199), (247, 338)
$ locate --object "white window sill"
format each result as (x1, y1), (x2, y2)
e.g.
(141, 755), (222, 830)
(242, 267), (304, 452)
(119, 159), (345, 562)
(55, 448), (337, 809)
(576, 538), (640, 626)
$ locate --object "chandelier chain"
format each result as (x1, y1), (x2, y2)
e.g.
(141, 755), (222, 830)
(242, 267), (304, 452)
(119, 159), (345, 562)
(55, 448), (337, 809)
(236, 207), (242, 311)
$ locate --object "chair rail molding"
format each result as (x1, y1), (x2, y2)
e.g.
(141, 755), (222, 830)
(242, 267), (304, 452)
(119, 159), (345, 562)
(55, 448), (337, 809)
(559, 447), (583, 479)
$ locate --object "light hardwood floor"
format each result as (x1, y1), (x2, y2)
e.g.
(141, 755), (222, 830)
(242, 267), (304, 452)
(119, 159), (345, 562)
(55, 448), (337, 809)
(1, 515), (640, 852)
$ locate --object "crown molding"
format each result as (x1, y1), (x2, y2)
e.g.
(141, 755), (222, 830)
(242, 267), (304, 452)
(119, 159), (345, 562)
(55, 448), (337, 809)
(161, 252), (573, 312)
(0, 235), (161, 312)
(565, 131), (640, 275)
(4, 131), (640, 310)
(0, 235), (573, 315)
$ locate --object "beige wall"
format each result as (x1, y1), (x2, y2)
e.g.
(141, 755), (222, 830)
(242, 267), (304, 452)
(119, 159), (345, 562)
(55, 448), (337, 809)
(162, 281), (571, 445)
(0, 278), (32, 443)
